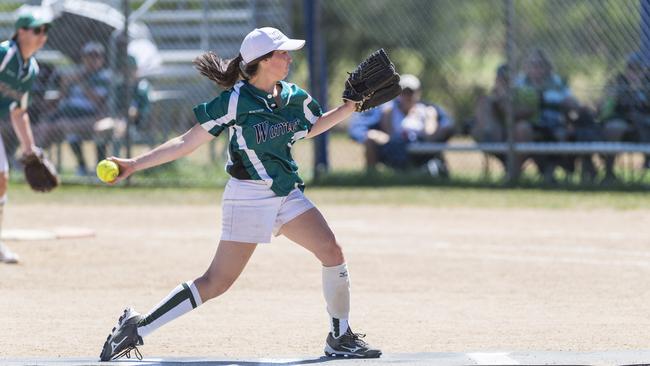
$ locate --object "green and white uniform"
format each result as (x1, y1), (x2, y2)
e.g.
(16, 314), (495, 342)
(194, 80), (323, 244)
(0, 40), (37, 116)
(0, 39), (39, 172)
(194, 79), (322, 196)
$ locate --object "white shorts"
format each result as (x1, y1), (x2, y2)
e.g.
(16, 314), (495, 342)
(220, 178), (315, 243)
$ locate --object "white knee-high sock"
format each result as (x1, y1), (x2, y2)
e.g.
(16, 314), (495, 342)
(322, 263), (350, 338)
(137, 280), (203, 338)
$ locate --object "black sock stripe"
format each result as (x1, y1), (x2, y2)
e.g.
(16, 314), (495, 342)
(182, 282), (198, 309)
(333, 318), (340, 337)
(140, 284), (193, 326)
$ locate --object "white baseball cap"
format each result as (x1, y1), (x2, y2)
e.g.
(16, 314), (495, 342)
(399, 74), (421, 91)
(239, 27), (305, 64)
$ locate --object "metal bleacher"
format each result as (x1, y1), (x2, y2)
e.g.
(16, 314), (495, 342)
(408, 142), (650, 155)
(135, 0), (291, 144)
(0, 0), (291, 77)
(140, 0), (291, 77)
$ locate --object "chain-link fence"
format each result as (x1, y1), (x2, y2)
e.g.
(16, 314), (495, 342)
(0, 0), (293, 186)
(0, 0), (648, 187)
(323, 0), (650, 187)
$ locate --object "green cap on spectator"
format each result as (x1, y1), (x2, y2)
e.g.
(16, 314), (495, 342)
(15, 13), (50, 30)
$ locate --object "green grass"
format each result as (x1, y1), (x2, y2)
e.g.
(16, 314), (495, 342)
(9, 181), (650, 210)
(42, 127), (650, 190)
(310, 186), (650, 209)
(14, 136), (650, 210)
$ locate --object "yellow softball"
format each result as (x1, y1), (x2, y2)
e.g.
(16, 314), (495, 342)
(96, 160), (120, 183)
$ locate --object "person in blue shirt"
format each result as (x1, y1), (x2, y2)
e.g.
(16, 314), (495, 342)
(348, 74), (454, 176)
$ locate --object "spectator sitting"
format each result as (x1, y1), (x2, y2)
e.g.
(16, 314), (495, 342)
(348, 74), (454, 177)
(125, 56), (152, 140)
(471, 64), (538, 175)
(514, 49), (583, 184)
(102, 55), (153, 156)
(598, 52), (650, 183)
(35, 41), (111, 175)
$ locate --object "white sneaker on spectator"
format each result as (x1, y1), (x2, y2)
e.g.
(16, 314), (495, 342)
(426, 158), (449, 179)
(0, 243), (19, 264)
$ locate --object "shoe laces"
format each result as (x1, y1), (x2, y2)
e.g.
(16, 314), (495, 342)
(113, 345), (143, 361)
(118, 309), (129, 323)
(348, 332), (369, 347)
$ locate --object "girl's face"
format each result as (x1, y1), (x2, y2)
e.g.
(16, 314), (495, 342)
(19, 25), (48, 53)
(261, 50), (293, 80)
(525, 58), (549, 86)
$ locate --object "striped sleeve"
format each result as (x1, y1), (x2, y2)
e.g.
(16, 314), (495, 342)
(293, 85), (322, 131)
(193, 87), (239, 137)
(303, 94), (322, 127)
(0, 41), (12, 73)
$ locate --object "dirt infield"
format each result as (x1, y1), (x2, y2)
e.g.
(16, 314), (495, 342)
(1, 198), (650, 359)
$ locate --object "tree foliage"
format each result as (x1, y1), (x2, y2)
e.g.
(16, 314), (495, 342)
(319, 0), (643, 124)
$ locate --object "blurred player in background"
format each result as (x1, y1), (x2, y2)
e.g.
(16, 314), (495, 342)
(99, 27), (381, 361)
(0, 13), (50, 263)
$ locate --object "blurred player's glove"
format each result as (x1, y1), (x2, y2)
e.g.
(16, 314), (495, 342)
(342, 48), (402, 112)
(20, 148), (59, 192)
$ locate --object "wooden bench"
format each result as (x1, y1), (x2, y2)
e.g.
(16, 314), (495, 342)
(407, 142), (650, 180)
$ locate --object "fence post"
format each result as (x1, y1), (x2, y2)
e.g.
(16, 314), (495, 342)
(122, 0), (132, 159)
(304, 0), (329, 178)
(641, 0), (650, 63)
(119, 0), (132, 186)
(504, 0), (517, 185)
(200, 0), (210, 51)
(641, 0), (650, 178)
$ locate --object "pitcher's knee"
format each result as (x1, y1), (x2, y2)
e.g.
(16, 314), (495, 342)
(197, 271), (237, 300)
(319, 239), (345, 266)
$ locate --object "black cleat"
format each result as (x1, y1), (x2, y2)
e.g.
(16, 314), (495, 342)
(324, 328), (382, 358)
(99, 307), (144, 361)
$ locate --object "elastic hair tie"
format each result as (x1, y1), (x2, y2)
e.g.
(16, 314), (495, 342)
(239, 60), (250, 78)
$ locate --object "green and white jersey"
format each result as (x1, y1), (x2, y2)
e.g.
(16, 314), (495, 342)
(0, 40), (38, 119)
(193, 80), (322, 197)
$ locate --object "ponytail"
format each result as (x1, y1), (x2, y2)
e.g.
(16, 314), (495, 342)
(193, 52), (243, 89)
(193, 51), (275, 89)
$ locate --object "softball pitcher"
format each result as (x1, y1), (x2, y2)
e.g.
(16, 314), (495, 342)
(99, 27), (381, 361)
(0, 13), (50, 263)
